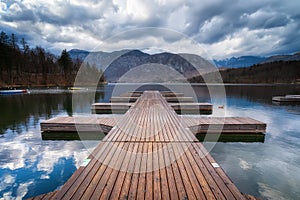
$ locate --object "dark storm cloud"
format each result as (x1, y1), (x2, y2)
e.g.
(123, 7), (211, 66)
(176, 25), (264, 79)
(241, 10), (290, 30)
(0, 0), (299, 58)
(184, 0), (298, 45)
(184, 0), (231, 36)
(1, 3), (37, 22)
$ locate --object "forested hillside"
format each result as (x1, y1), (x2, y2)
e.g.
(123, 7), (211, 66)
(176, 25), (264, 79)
(0, 31), (104, 88)
(1, 30), (299, 86)
(189, 60), (300, 84)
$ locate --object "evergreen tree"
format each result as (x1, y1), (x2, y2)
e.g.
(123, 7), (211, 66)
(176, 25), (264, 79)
(0, 31), (10, 46)
(20, 38), (29, 54)
(58, 49), (73, 76)
(11, 33), (18, 50)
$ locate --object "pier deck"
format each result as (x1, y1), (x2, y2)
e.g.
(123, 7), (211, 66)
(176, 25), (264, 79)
(110, 96), (194, 103)
(41, 116), (266, 134)
(91, 102), (212, 114)
(121, 91), (185, 97)
(33, 91), (261, 199)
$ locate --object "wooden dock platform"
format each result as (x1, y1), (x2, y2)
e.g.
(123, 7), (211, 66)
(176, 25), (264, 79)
(41, 116), (266, 134)
(110, 96), (194, 103)
(33, 91), (263, 199)
(121, 91), (185, 97)
(40, 116), (116, 133)
(91, 102), (213, 114)
(183, 116), (266, 134)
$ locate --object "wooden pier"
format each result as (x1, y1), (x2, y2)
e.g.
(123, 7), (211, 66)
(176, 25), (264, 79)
(110, 96), (194, 103)
(121, 91), (185, 97)
(32, 91), (264, 199)
(91, 102), (213, 114)
(41, 116), (266, 134)
(183, 116), (266, 134)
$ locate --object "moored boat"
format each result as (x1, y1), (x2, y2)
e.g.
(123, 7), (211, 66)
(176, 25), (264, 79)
(68, 87), (88, 91)
(272, 95), (300, 102)
(0, 89), (29, 95)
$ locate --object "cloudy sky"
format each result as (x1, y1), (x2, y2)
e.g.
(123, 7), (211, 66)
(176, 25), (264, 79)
(0, 0), (299, 59)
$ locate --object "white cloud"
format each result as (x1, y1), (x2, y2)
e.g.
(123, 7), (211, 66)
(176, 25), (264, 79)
(126, 0), (150, 21)
(0, 142), (28, 170)
(239, 158), (252, 170)
(0, 0), (299, 58)
(258, 182), (286, 200)
(0, 2), (7, 13)
(0, 127), (95, 199)
(0, 174), (15, 192)
(16, 181), (33, 200)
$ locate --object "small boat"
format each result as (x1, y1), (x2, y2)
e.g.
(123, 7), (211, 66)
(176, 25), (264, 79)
(68, 87), (88, 91)
(0, 89), (29, 95)
(272, 95), (300, 102)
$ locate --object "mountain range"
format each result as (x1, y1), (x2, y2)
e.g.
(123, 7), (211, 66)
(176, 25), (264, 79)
(69, 49), (217, 82)
(68, 49), (300, 82)
(213, 56), (266, 68)
(69, 49), (300, 69)
(214, 52), (300, 68)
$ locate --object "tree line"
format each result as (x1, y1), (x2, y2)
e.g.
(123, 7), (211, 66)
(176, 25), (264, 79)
(0, 31), (105, 88)
(189, 60), (300, 84)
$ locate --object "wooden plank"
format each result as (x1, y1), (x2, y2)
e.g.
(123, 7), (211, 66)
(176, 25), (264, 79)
(145, 142), (154, 200)
(128, 142), (146, 199)
(136, 142), (148, 199)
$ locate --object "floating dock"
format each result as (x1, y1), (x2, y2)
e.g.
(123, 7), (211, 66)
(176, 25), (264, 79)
(40, 116), (115, 133)
(41, 116), (265, 142)
(110, 96), (194, 103)
(91, 102), (213, 114)
(121, 91), (185, 97)
(32, 91), (264, 199)
(41, 116), (266, 134)
(272, 95), (300, 102)
(183, 116), (266, 134)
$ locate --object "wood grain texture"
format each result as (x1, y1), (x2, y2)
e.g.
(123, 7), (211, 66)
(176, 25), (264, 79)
(32, 91), (257, 200)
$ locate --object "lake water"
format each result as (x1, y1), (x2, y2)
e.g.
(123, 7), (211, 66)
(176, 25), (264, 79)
(0, 84), (300, 199)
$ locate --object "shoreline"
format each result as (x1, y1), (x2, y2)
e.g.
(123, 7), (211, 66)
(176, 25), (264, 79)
(1, 82), (299, 90)
(0, 83), (108, 90)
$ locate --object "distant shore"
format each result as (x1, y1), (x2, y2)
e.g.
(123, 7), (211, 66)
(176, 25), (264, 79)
(1, 82), (299, 90)
(0, 83), (108, 90)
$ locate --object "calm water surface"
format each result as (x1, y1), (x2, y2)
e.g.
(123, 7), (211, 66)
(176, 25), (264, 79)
(0, 85), (299, 199)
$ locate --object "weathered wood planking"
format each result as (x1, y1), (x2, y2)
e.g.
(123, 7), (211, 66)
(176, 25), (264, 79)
(110, 96), (194, 103)
(91, 102), (212, 114)
(120, 91), (185, 97)
(31, 91), (248, 200)
(40, 116), (117, 133)
(41, 116), (266, 134)
(170, 102), (213, 114)
(91, 103), (132, 114)
(32, 142), (248, 200)
(182, 116), (266, 134)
